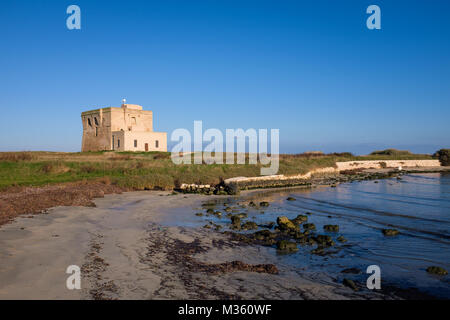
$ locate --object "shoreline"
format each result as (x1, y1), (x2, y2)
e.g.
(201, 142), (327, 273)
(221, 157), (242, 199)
(0, 178), (445, 299)
(0, 190), (374, 300)
(1, 166), (449, 228)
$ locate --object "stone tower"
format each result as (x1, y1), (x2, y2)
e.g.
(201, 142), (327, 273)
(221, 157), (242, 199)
(81, 103), (167, 152)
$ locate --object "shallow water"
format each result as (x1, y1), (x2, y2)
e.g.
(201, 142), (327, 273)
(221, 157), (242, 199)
(167, 173), (450, 298)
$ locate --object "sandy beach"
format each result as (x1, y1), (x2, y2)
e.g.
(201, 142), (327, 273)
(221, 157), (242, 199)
(0, 189), (384, 300)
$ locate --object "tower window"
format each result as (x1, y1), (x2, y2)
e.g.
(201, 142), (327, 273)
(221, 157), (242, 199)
(134, 140), (137, 148)
(88, 118), (92, 127)
(94, 117), (99, 126)
(155, 140), (159, 148)
(95, 127), (98, 136)
(118, 139), (120, 148)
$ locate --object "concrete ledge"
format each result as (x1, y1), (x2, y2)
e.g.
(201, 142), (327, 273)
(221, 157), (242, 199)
(335, 160), (440, 171)
(224, 159), (441, 186)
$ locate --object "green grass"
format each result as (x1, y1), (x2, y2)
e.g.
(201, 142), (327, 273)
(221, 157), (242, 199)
(0, 150), (434, 190)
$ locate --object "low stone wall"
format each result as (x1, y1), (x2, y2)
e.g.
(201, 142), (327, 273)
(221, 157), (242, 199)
(335, 160), (440, 171)
(223, 159), (441, 188)
(224, 167), (336, 185)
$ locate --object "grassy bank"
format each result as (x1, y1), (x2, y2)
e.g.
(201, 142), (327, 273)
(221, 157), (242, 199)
(0, 151), (433, 191)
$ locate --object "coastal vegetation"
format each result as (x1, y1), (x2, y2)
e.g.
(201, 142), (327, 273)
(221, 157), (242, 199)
(0, 150), (434, 191)
(434, 149), (450, 166)
(370, 148), (413, 156)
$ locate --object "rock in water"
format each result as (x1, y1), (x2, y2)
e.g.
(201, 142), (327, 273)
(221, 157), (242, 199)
(253, 230), (275, 240)
(311, 247), (325, 255)
(303, 223), (316, 231)
(382, 229), (399, 236)
(259, 201), (270, 207)
(260, 222), (275, 229)
(292, 214), (308, 224)
(323, 225), (339, 232)
(314, 235), (334, 246)
(286, 197), (296, 201)
(241, 221), (258, 230)
(276, 216), (298, 231)
(276, 240), (298, 253)
(323, 224), (339, 232)
(343, 278), (358, 291)
(426, 266), (448, 275)
(230, 215), (241, 230)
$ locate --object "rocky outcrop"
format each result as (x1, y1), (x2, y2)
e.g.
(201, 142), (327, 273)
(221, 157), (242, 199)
(276, 216), (298, 231)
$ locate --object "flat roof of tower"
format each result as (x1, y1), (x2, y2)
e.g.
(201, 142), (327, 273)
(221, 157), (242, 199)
(81, 104), (152, 115)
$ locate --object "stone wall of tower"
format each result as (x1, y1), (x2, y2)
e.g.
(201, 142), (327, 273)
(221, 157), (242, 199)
(110, 106), (153, 133)
(81, 108), (113, 152)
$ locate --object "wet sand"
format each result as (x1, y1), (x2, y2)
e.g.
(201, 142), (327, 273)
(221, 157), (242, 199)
(0, 190), (382, 300)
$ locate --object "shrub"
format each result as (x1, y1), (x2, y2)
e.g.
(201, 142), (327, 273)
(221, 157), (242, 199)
(134, 161), (145, 169)
(370, 149), (411, 156)
(97, 176), (112, 185)
(80, 165), (97, 174)
(281, 152), (353, 159)
(0, 152), (35, 162)
(41, 161), (70, 174)
(433, 149), (450, 166)
(108, 154), (132, 161)
(331, 152), (354, 157)
(41, 163), (53, 173)
(153, 152), (171, 160)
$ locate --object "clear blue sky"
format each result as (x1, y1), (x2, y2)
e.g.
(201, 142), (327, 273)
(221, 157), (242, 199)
(1, 0), (449, 154)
